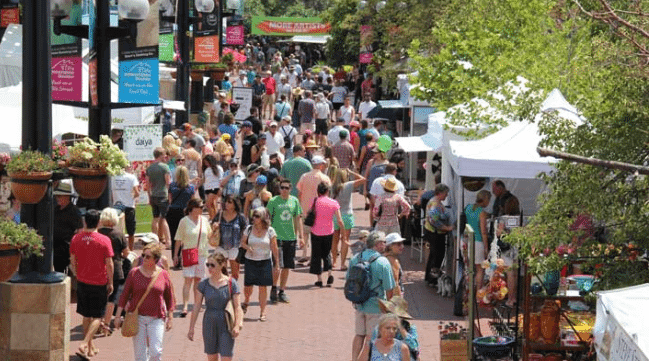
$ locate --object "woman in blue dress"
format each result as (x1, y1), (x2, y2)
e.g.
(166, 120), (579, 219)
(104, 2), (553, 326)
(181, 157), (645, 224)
(188, 253), (243, 361)
(361, 314), (410, 361)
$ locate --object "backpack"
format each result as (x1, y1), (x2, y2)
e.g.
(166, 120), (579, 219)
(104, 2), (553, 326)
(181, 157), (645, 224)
(344, 251), (381, 304)
(281, 126), (294, 149)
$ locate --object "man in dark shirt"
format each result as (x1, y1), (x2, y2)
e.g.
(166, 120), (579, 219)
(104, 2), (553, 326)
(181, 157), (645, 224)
(492, 180), (520, 217)
(53, 182), (83, 273)
(240, 121), (258, 166)
(245, 107), (263, 135)
(252, 74), (266, 109)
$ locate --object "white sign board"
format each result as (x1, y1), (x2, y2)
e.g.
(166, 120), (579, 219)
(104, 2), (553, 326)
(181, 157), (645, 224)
(232, 87), (253, 121)
(123, 124), (162, 162)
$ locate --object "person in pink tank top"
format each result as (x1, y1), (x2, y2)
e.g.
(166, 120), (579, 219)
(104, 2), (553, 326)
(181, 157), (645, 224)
(309, 182), (344, 287)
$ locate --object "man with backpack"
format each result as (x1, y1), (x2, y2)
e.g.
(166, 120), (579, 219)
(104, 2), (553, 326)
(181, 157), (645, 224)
(345, 231), (395, 361)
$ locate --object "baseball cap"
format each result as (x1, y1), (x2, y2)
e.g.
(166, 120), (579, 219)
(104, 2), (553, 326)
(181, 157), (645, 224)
(229, 158), (238, 164)
(385, 233), (406, 247)
(269, 121), (278, 127)
(337, 117), (345, 123)
(339, 129), (349, 138)
(258, 133), (267, 140)
(182, 123), (192, 131)
(256, 174), (267, 185)
(221, 133), (231, 141)
(350, 120), (361, 128)
(311, 155), (326, 165)
(246, 163), (259, 176)
(242, 121), (252, 128)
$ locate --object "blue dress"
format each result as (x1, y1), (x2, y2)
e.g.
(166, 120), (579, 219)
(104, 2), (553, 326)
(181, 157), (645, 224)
(370, 339), (404, 361)
(198, 278), (240, 356)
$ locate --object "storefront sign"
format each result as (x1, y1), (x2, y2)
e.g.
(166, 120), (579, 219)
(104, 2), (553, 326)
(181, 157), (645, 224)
(123, 124), (162, 162)
(232, 87), (253, 121)
(226, 25), (244, 45)
(194, 35), (220, 63)
(251, 16), (330, 36)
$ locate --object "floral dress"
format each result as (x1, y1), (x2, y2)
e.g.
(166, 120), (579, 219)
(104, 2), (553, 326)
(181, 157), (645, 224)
(373, 193), (411, 234)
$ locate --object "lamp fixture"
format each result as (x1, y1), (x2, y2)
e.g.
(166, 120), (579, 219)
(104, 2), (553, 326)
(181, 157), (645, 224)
(376, 0), (387, 11)
(50, 0), (73, 18)
(196, 0), (216, 13)
(118, 0), (150, 21)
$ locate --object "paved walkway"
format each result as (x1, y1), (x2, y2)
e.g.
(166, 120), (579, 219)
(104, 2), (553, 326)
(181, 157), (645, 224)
(69, 193), (464, 360)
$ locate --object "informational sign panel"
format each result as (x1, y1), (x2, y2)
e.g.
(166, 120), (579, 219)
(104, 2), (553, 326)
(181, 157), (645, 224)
(123, 124), (163, 162)
(0, 7), (18, 27)
(359, 25), (373, 64)
(194, 35), (220, 63)
(232, 87), (253, 121)
(226, 25), (244, 45)
(51, 1), (82, 101)
(159, 32), (174, 62)
(118, 1), (160, 104)
(251, 16), (330, 36)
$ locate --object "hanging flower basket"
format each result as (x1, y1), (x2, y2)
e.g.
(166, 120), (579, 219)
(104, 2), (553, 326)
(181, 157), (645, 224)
(0, 244), (21, 283)
(68, 167), (108, 199)
(190, 71), (204, 81)
(210, 68), (227, 81)
(9, 171), (53, 204)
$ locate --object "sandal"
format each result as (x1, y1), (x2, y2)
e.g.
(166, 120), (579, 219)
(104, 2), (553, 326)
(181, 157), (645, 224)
(100, 323), (113, 337)
(180, 310), (188, 318)
(241, 303), (248, 314)
(259, 314), (267, 322)
(76, 345), (90, 361)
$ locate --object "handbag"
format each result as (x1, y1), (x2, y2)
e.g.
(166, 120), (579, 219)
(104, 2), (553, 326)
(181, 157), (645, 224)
(235, 227), (253, 264)
(181, 218), (203, 267)
(209, 211), (222, 248)
(303, 198), (317, 227)
(274, 103), (287, 122)
(121, 269), (162, 337)
(224, 277), (239, 336)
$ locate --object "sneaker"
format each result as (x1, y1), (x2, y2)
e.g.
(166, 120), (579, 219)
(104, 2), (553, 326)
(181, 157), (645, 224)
(270, 287), (278, 303)
(278, 291), (290, 303)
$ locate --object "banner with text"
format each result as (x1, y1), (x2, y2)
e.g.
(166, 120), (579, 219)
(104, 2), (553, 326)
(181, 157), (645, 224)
(1, 6), (19, 28)
(194, 35), (220, 63)
(359, 25), (373, 64)
(251, 16), (330, 36)
(226, 25), (244, 45)
(118, 1), (160, 104)
(232, 87), (253, 121)
(51, 1), (82, 101)
(123, 124), (163, 162)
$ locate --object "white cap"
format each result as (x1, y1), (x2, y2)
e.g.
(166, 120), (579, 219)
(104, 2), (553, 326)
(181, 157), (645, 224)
(385, 233), (405, 246)
(311, 155), (326, 165)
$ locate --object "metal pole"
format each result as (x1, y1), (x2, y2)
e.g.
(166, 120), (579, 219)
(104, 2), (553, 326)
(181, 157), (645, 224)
(89, 0), (112, 142)
(13, 0), (64, 284)
(218, 0), (223, 58)
(175, 0), (190, 127)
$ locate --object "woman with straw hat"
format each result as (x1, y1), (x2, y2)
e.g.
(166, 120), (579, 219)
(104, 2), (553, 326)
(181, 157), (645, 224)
(372, 297), (420, 360)
(372, 178), (411, 234)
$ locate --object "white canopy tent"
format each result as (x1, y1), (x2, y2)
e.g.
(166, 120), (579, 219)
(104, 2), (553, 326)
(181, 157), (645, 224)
(0, 83), (88, 151)
(594, 283), (649, 361)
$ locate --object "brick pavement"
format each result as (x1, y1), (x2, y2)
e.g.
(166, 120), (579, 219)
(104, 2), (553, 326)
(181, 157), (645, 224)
(68, 193), (465, 360)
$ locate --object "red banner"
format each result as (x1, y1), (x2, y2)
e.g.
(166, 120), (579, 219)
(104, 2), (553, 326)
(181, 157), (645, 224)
(1, 8), (19, 28)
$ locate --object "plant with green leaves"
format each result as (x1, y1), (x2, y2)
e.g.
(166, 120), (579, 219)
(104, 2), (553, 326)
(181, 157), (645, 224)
(5, 149), (57, 175)
(67, 135), (129, 176)
(0, 218), (43, 256)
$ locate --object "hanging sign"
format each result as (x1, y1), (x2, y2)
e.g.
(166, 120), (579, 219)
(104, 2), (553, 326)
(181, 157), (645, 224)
(0, 7), (19, 27)
(226, 25), (244, 45)
(194, 35), (220, 63)
(118, 1), (160, 104)
(51, 1), (82, 101)
(251, 16), (330, 36)
(359, 25), (373, 64)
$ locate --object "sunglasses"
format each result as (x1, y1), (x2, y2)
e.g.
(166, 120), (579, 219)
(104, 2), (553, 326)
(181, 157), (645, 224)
(206, 263), (216, 268)
(280, 186), (291, 190)
(143, 254), (154, 260)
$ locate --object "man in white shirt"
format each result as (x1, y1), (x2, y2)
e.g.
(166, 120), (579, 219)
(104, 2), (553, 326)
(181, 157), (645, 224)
(111, 166), (140, 250)
(276, 75), (293, 102)
(300, 72), (316, 90)
(327, 117), (346, 146)
(265, 121), (286, 162)
(231, 70), (248, 87)
(358, 93), (377, 120)
(315, 93), (331, 147)
(369, 163), (405, 198)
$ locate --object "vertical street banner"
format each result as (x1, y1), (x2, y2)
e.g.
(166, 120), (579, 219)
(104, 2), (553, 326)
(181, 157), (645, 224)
(0, 4), (19, 28)
(158, 0), (175, 62)
(194, 3), (220, 63)
(51, 0), (83, 101)
(359, 25), (373, 64)
(118, 1), (160, 104)
(226, 25), (244, 45)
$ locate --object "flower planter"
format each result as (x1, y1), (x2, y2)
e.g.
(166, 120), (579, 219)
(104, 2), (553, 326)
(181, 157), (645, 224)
(68, 167), (108, 199)
(190, 71), (204, 81)
(210, 69), (227, 81)
(0, 244), (21, 283)
(170, 70), (177, 79)
(9, 171), (53, 204)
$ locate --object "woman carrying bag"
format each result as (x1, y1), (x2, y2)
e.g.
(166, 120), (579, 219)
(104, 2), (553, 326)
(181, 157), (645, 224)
(173, 198), (214, 317)
(167, 165), (197, 269)
(114, 243), (175, 361)
(188, 253), (243, 361)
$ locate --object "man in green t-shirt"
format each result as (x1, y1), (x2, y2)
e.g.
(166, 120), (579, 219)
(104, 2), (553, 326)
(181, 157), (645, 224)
(266, 179), (304, 303)
(145, 147), (172, 247)
(279, 144), (312, 197)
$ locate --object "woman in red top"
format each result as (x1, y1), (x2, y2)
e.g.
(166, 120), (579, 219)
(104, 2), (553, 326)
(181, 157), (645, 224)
(115, 243), (175, 361)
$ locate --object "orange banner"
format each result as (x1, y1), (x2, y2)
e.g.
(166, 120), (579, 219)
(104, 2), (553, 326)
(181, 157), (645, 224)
(194, 35), (220, 63)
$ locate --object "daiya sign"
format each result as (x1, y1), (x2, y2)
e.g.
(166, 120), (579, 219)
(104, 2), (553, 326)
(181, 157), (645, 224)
(123, 124), (163, 162)
(251, 17), (330, 36)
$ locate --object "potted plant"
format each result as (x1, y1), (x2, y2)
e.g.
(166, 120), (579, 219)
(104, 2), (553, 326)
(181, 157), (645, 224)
(0, 152), (9, 176)
(0, 218), (43, 282)
(5, 149), (57, 204)
(67, 135), (129, 199)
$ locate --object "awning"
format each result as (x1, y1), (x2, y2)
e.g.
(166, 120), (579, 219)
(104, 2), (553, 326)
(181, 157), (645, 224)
(395, 136), (434, 153)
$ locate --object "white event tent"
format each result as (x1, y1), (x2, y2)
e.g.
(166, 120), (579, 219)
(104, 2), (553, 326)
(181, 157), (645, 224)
(594, 283), (649, 361)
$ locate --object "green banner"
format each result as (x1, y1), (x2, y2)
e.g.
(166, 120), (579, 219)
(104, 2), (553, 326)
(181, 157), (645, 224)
(251, 16), (331, 36)
(159, 33), (174, 62)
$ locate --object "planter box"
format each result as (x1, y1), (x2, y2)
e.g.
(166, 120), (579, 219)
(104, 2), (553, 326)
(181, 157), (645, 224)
(441, 339), (468, 361)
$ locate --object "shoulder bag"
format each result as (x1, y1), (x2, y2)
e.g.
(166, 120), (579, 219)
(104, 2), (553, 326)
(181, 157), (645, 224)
(182, 217), (203, 267)
(303, 198), (317, 227)
(235, 227), (253, 264)
(209, 211), (222, 248)
(121, 269), (162, 337)
(223, 277), (241, 336)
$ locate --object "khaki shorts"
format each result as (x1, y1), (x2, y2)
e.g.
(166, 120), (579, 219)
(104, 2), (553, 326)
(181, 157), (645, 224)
(263, 93), (276, 106)
(355, 310), (380, 336)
